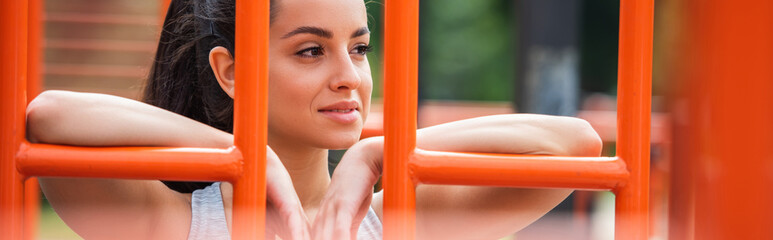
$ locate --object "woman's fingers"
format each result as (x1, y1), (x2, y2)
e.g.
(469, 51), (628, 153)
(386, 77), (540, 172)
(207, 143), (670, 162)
(335, 210), (355, 240)
(264, 146), (311, 240)
(285, 203), (311, 240)
(350, 194), (372, 236)
(312, 184), (373, 240)
(311, 204), (350, 240)
(266, 198), (310, 240)
(312, 141), (383, 240)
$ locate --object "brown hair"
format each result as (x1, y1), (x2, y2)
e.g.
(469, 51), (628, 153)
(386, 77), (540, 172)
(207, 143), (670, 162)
(144, 0), (276, 192)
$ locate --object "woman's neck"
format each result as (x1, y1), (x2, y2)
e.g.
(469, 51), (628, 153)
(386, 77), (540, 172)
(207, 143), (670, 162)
(268, 140), (331, 212)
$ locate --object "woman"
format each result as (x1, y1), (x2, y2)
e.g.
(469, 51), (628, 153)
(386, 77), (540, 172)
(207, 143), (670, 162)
(26, 0), (602, 239)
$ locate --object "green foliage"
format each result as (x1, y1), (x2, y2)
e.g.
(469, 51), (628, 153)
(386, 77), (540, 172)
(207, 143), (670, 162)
(365, 0), (385, 98)
(364, 0), (516, 101)
(420, 0), (516, 101)
(364, 0), (621, 100)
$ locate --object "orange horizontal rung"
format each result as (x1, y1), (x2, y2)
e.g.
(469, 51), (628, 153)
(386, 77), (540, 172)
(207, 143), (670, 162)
(360, 126), (383, 139)
(409, 149), (628, 190)
(16, 143), (242, 181)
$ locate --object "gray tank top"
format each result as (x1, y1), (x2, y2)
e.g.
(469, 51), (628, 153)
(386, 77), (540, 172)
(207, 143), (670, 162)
(188, 182), (382, 240)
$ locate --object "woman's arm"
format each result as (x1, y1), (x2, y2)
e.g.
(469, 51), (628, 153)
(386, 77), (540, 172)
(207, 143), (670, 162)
(28, 90), (310, 240)
(27, 90), (232, 147)
(317, 114), (601, 240)
(410, 114), (601, 239)
(27, 90), (234, 240)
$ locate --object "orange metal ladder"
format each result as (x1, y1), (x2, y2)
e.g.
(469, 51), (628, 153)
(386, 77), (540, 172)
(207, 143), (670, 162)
(1, 0), (652, 239)
(2, 0), (269, 239)
(380, 0), (651, 239)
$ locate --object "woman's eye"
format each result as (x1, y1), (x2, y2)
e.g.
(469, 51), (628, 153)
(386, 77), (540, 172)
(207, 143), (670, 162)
(351, 45), (373, 55)
(296, 47), (324, 58)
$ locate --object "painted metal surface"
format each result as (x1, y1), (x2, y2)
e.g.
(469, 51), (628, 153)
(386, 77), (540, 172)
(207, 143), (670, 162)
(613, 0), (653, 239)
(6, 0), (654, 239)
(670, 0), (773, 239)
(17, 144), (242, 181)
(1, 1), (28, 239)
(5, 0), (269, 239)
(232, 0), (269, 239)
(410, 150), (628, 190)
(383, 0), (420, 239)
(159, 0), (171, 26)
(23, 0), (43, 238)
(382, 0), (652, 239)
(23, 178), (39, 240)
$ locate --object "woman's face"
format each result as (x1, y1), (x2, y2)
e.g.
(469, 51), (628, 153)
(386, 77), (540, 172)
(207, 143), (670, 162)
(267, 0), (372, 150)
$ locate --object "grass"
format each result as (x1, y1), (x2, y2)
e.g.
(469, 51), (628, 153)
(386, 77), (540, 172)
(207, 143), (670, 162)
(38, 200), (82, 240)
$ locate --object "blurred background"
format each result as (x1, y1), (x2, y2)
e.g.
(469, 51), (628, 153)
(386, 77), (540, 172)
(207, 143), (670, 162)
(29, 0), (770, 239)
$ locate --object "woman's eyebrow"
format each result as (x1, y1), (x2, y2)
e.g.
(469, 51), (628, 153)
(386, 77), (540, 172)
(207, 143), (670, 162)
(351, 27), (370, 38)
(281, 26), (333, 39)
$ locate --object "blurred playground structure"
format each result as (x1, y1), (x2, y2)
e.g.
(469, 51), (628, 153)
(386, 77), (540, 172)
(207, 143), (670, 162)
(2, 0), (772, 239)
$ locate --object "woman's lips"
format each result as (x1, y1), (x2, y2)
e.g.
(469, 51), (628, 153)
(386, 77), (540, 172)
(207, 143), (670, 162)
(318, 100), (360, 124)
(318, 108), (359, 124)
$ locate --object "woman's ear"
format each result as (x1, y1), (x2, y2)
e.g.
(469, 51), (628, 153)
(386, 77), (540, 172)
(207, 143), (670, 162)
(209, 46), (235, 98)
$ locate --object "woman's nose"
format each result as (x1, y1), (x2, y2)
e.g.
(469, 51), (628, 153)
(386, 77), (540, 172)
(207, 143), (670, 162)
(329, 54), (361, 91)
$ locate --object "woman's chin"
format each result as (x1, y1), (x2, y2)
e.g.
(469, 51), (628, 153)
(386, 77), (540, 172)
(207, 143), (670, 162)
(320, 132), (362, 150)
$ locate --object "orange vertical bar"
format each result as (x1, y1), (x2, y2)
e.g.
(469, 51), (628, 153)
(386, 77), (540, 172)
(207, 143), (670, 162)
(24, 0), (43, 238)
(159, 0), (171, 26)
(383, 0), (419, 239)
(232, 0), (268, 239)
(672, 0), (773, 239)
(0, 0), (28, 239)
(614, 0), (652, 239)
(23, 178), (39, 240)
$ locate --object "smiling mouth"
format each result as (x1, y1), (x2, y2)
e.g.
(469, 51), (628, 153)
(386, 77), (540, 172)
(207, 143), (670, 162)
(318, 108), (357, 113)
(317, 101), (360, 124)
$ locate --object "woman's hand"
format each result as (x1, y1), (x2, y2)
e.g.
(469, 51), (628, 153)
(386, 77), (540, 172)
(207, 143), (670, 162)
(311, 137), (383, 240)
(263, 146), (313, 240)
(225, 148), (312, 240)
